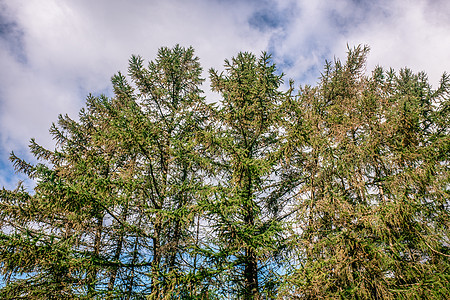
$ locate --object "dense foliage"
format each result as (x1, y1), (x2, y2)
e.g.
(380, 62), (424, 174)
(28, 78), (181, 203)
(0, 45), (449, 299)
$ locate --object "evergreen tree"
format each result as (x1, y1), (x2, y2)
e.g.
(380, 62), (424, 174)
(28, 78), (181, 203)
(118, 45), (210, 298)
(0, 96), (127, 299)
(0, 45), (208, 299)
(204, 52), (290, 299)
(0, 44), (448, 299)
(280, 45), (450, 299)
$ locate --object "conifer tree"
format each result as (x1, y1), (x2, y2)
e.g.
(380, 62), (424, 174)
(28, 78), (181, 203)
(205, 52), (290, 299)
(0, 45), (208, 299)
(281, 45), (450, 299)
(116, 44), (210, 298)
(0, 96), (128, 298)
(0, 44), (448, 300)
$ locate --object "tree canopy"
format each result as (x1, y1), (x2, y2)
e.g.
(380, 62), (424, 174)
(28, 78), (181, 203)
(1, 45), (449, 299)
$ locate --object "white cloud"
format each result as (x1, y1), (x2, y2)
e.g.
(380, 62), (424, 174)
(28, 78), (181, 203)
(0, 0), (273, 168)
(1, 0), (450, 189)
(270, 0), (450, 86)
(340, 0), (450, 87)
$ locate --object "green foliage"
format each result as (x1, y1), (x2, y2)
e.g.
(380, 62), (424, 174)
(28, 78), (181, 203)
(279, 45), (450, 300)
(1, 45), (209, 299)
(205, 52), (290, 299)
(0, 45), (448, 299)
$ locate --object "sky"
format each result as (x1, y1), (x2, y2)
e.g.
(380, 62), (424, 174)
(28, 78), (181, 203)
(1, 0), (450, 189)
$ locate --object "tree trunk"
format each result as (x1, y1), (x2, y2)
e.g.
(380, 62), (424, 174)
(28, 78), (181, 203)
(150, 214), (162, 298)
(108, 206), (128, 291)
(243, 167), (259, 299)
(126, 235), (140, 300)
(88, 213), (103, 297)
(244, 247), (259, 300)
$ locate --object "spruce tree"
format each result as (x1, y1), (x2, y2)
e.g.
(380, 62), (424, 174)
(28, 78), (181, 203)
(205, 52), (290, 299)
(0, 45), (208, 299)
(118, 44), (209, 298)
(0, 44), (448, 299)
(280, 45), (450, 299)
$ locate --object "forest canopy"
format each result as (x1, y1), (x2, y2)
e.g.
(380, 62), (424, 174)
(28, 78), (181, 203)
(0, 45), (449, 299)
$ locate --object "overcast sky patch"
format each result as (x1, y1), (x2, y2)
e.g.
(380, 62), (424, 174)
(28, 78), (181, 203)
(0, 5), (27, 64)
(0, 0), (449, 190)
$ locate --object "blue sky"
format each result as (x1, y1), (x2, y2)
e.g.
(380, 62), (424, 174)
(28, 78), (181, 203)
(1, 0), (450, 189)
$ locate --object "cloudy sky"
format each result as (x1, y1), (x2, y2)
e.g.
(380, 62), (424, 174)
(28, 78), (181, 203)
(1, 0), (450, 189)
